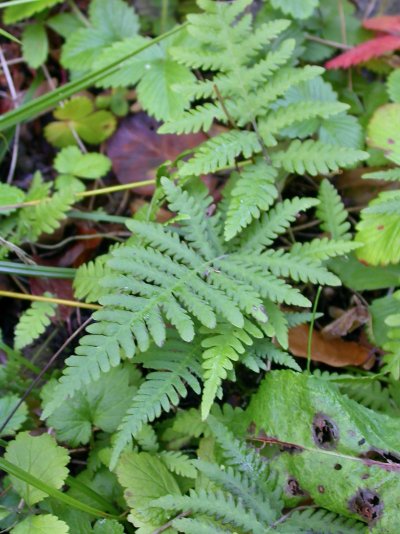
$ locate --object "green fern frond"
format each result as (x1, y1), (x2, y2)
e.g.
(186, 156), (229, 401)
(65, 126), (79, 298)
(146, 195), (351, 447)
(240, 197), (319, 253)
(14, 295), (57, 350)
(159, 451), (197, 479)
(363, 167), (400, 181)
(278, 507), (366, 533)
(154, 489), (266, 534)
(290, 238), (359, 261)
(242, 338), (301, 373)
(200, 320), (263, 419)
(179, 131), (261, 176)
(272, 140), (368, 176)
(224, 161), (278, 241)
(317, 179), (351, 240)
(112, 336), (201, 464)
(73, 255), (110, 303)
(172, 517), (232, 534)
(158, 103), (226, 134)
(259, 101), (348, 146)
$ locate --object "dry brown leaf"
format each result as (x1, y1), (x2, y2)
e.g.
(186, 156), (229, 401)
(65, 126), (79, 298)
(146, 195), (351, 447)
(322, 301), (369, 340)
(288, 324), (375, 369)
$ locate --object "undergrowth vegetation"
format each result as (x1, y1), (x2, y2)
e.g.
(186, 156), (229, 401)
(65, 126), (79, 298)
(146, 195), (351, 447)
(0, 0), (400, 532)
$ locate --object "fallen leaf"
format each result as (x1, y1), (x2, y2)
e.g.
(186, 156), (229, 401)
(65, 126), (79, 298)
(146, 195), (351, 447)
(288, 324), (374, 368)
(56, 223), (102, 268)
(30, 277), (74, 322)
(363, 15), (400, 34)
(325, 35), (400, 69)
(322, 300), (370, 340)
(106, 113), (207, 195)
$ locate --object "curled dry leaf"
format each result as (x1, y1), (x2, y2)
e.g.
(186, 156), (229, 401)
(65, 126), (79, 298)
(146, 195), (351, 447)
(288, 324), (374, 368)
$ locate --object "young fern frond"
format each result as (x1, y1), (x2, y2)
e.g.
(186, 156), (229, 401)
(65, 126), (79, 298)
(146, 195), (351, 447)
(112, 336), (202, 465)
(73, 254), (110, 303)
(290, 238), (359, 262)
(14, 295), (57, 350)
(278, 507), (366, 533)
(317, 178), (352, 240)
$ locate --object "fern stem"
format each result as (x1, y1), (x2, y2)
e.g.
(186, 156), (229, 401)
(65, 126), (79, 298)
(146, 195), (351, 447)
(0, 179), (156, 212)
(306, 286), (322, 373)
(0, 290), (101, 310)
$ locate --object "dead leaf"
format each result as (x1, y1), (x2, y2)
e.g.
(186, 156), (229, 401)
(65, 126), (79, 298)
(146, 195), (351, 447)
(288, 324), (375, 368)
(106, 113), (207, 195)
(325, 35), (400, 69)
(322, 300), (370, 340)
(30, 277), (74, 322)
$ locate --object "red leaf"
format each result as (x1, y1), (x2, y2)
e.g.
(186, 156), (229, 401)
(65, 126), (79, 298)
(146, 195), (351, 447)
(106, 113), (207, 195)
(325, 35), (400, 69)
(363, 15), (400, 35)
(30, 278), (74, 322)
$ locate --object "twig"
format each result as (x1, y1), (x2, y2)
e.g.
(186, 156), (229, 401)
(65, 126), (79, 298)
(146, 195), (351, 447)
(152, 511), (191, 534)
(0, 290), (101, 310)
(304, 34), (351, 50)
(0, 317), (92, 435)
(213, 83), (236, 128)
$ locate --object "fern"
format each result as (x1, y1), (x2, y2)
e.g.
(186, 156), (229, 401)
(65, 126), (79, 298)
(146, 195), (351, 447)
(271, 140), (367, 176)
(73, 254), (110, 303)
(278, 507), (366, 533)
(317, 179), (351, 240)
(112, 335), (201, 464)
(14, 295), (57, 350)
(161, 0), (367, 239)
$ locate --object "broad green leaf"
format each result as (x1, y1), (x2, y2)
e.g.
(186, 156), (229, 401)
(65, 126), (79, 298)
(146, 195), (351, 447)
(246, 371), (400, 532)
(54, 147), (112, 179)
(46, 13), (84, 39)
(44, 97), (116, 147)
(22, 22), (48, 68)
(0, 395), (27, 437)
(93, 519), (124, 534)
(44, 367), (137, 446)
(0, 183), (25, 215)
(367, 104), (400, 165)
(355, 191), (400, 265)
(3, 0), (63, 24)
(4, 432), (69, 505)
(11, 514), (69, 534)
(387, 69), (400, 103)
(271, 0), (319, 19)
(370, 294), (400, 347)
(136, 59), (195, 121)
(61, 0), (139, 71)
(116, 451), (181, 524)
(329, 254), (400, 290)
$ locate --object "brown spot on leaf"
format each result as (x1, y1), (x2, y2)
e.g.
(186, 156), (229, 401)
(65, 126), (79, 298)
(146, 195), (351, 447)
(312, 413), (339, 449)
(334, 463), (342, 470)
(349, 488), (383, 524)
(377, 225), (385, 230)
(286, 477), (307, 497)
(318, 485), (325, 493)
(387, 138), (395, 144)
(358, 438), (366, 446)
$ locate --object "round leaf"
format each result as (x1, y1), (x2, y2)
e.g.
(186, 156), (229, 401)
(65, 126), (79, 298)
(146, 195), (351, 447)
(5, 432), (69, 505)
(11, 514), (69, 534)
(54, 147), (112, 179)
(0, 184), (25, 215)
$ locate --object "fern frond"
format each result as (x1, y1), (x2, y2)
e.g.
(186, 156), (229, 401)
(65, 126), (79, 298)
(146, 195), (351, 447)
(159, 451), (197, 479)
(200, 320), (263, 419)
(271, 140), (368, 176)
(259, 101), (348, 146)
(172, 517), (232, 534)
(73, 255), (109, 303)
(14, 295), (57, 350)
(279, 507), (366, 533)
(317, 179), (351, 240)
(112, 336), (202, 465)
(290, 238), (359, 261)
(255, 249), (341, 285)
(224, 161), (278, 240)
(158, 103), (226, 134)
(363, 167), (400, 181)
(195, 460), (279, 524)
(179, 131), (261, 176)
(239, 197), (319, 253)
(154, 489), (265, 534)
(242, 338), (301, 373)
